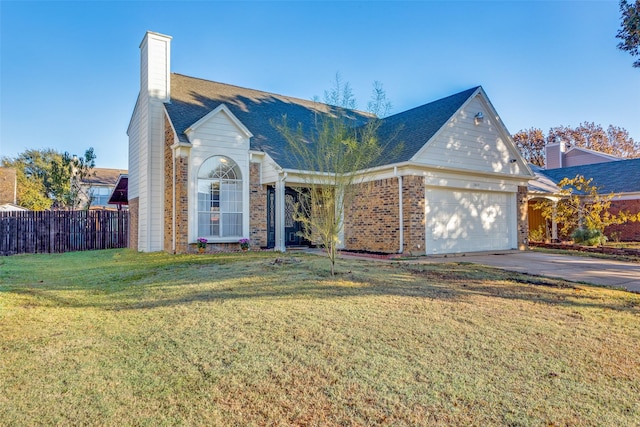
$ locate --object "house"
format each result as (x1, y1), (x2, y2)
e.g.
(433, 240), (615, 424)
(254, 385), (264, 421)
(78, 168), (128, 209)
(528, 144), (640, 241)
(0, 203), (28, 212)
(107, 174), (128, 210)
(128, 31), (534, 254)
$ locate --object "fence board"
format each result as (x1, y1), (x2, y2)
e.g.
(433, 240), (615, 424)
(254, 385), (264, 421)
(0, 210), (129, 256)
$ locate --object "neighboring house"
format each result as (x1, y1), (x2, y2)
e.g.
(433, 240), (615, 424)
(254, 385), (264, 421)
(107, 174), (128, 210)
(129, 31), (534, 254)
(0, 203), (28, 212)
(545, 141), (623, 169)
(79, 168), (128, 209)
(528, 145), (640, 241)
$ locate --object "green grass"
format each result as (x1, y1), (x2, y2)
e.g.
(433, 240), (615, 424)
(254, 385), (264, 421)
(1, 250), (639, 426)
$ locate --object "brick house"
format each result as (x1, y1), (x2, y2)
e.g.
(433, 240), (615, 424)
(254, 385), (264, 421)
(528, 143), (640, 241)
(128, 32), (533, 254)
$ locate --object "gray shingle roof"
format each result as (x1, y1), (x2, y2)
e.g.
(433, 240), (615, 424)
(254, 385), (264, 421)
(537, 158), (640, 193)
(165, 73), (479, 170)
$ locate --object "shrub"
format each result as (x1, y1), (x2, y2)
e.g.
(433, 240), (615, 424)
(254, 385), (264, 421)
(571, 228), (606, 246)
(529, 225), (546, 242)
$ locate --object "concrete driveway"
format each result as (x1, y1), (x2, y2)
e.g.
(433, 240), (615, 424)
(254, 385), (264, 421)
(414, 251), (640, 292)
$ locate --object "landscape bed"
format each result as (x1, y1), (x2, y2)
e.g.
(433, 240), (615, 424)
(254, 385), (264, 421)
(1, 250), (639, 426)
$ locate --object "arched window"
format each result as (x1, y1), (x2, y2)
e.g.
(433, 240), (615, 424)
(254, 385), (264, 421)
(197, 156), (243, 238)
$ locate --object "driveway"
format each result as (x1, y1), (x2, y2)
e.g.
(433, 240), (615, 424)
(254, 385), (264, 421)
(412, 251), (640, 292)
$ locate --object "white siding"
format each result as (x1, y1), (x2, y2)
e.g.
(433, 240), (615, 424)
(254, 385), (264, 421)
(413, 96), (524, 176)
(425, 187), (515, 254)
(128, 100), (140, 199)
(132, 31), (171, 252)
(188, 110), (251, 243)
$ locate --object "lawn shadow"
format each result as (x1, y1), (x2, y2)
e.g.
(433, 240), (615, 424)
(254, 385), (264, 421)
(4, 253), (639, 314)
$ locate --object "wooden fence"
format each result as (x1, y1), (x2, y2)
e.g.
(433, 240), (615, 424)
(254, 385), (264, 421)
(0, 210), (129, 256)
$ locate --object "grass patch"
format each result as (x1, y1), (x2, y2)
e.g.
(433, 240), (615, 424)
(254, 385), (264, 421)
(1, 250), (639, 425)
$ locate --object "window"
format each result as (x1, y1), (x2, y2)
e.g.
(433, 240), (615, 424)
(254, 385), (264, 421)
(197, 156), (243, 238)
(91, 186), (113, 207)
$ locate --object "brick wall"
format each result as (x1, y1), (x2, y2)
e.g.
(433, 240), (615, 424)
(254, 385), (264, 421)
(517, 186), (529, 250)
(344, 178), (400, 253)
(0, 168), (16, 204)
(164, 116), (174, 252)
(129, 197), (139, 250)
(402, 176), (426, 255)
(163, 115), (190, 254)
(249, 162), (267, 248)
(174, 156), (189, 253)
(605, 199), (640, 241)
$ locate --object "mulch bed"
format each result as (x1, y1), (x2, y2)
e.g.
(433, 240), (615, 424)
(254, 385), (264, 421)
(530, 241), (640, 257)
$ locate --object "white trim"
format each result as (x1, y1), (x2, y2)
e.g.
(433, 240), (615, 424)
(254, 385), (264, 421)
(184, 104), (253, 140)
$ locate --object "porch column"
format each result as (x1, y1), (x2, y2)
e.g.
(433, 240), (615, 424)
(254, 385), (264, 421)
(551, 200), (558, 242)
(274, 178), (286, 252)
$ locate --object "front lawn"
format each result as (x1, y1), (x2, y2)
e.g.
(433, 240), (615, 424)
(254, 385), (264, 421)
(1, 250), (639, 426)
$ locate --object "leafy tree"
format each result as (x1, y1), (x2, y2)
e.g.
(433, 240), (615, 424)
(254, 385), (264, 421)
(50, 148), (96, 209)
(548, 122), (640, 158)
(2, 149), (61, 210)
(532, 175), (638, 244)
(513, 122), (639, 167)
(617, 0), (640, 68)
(512, 128), (546, 166)
(1, 147), (96, 210)
(276, 76), (392, 275)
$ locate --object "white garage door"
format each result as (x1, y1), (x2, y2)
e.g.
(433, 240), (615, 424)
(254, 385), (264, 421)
(425, 188), (514, 254)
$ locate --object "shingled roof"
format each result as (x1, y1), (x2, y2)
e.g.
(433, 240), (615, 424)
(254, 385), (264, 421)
(538, 158), (640, 194)
(165, 73), (480, 170)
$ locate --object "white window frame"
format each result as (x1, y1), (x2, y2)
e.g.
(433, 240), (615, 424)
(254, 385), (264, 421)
(196, 156), (244, 240)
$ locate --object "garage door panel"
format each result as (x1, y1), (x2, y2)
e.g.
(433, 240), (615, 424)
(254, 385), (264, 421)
(426, 188), (512, 254)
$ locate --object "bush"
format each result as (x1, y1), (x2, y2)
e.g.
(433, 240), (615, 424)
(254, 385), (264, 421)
(529, 225), (546, 242)
(571, 228), (607, 246)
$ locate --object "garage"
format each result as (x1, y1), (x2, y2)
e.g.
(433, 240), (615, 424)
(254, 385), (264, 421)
(425, 187), (514, 254)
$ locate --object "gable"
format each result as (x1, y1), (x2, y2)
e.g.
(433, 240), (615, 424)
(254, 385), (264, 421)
(412, 92), (530, 177)
(563, 147), (621, 167)
(184, 104), (252, 151)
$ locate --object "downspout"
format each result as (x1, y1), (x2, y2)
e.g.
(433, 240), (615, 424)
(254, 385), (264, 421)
(395, 167), (404, 254)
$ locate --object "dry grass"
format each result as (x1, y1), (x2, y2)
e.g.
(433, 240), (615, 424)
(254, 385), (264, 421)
(1, 250), (639, 426)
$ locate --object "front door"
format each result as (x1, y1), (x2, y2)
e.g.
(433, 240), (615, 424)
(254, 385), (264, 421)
(267, 187), (309, 248)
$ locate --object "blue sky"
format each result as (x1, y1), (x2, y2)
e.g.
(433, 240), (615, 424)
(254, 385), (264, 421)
(1, 1), (639, 170)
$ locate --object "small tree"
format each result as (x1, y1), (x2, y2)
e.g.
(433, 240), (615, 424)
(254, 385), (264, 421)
(275, 76), (392, 275)
(532, 175), (638, 245)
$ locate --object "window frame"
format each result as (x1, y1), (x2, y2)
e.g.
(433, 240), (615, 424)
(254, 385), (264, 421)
(196, 155), (244, 240)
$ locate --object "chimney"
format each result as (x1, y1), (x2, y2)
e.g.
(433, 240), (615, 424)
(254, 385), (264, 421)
(545, 141), (566, 170)
(130, 31), (172, 252)
(139, 31), (172, 102)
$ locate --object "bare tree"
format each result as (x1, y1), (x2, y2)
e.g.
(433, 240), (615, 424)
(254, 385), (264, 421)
(276, 75), (392, 275)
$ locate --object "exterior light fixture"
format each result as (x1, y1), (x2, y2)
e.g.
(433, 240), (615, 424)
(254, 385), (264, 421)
(474, 112), (484, 125)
